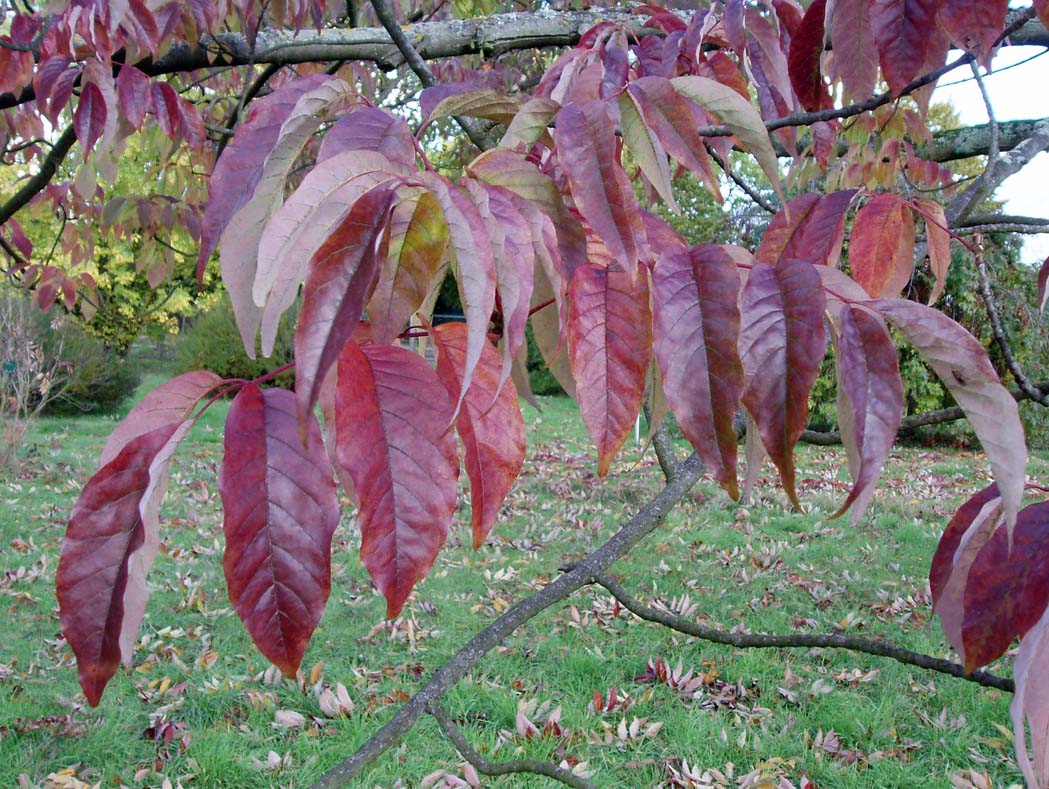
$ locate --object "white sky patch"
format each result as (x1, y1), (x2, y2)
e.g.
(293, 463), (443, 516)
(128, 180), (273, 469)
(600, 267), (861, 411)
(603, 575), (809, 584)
(933, 40), (1049, 265)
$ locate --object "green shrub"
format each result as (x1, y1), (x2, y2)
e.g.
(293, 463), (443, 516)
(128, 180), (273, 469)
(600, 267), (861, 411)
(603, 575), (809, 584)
(27, 310), (141, 416)
(175, 295), (295, 388)
(526, 323), (565, 397)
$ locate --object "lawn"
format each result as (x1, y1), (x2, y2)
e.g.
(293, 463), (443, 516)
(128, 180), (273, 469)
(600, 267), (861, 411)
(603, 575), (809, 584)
(0, 375), (1042, 788)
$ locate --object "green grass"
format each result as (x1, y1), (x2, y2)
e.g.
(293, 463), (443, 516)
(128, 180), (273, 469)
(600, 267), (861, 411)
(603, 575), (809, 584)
(0, 380), (1042, 788)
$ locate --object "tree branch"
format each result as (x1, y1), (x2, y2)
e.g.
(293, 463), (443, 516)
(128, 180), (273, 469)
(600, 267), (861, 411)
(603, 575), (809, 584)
(0, 124), (76, 227)
(309, 453), (706, 787)
(973, 236), (1049, 405)
(590, 571), (1014, 693)
(427, 701), (597, 789)
(801, 380), (1049, 444)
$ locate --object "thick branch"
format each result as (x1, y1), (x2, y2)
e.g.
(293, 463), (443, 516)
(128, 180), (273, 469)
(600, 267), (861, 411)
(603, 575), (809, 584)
(310, 453), (706, 787)
(428, 702), (596, 789)
(801, 380), (1049, 444)
(592, 571), (1014, 692)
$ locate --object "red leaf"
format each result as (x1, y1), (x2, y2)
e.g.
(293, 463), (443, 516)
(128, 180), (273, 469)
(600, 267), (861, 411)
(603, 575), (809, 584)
(739, 258), (827, 508)
(317, 106), (417, 173)
(1012, 605), (1049, 787)
(34, 57), (77, 125)
(294, 187), (396, 426)
(652, 245), (743, 498)
(755, 190), (857, 267)
(788, 0), (831, 112)
(433, 323), (526, 548)
(100, 370), (222, 466)
(197, 74), (330, 278)
(870, 0), (939, 96)
(553, 102), (646, 273)
(849, 194), (915, 298)
(57, 424), (182, 706)
(875, 299), (1025, 530)
(334, 342), (459, 617)
(828, 0), (879, 100)
(937, 0), (1007, 65)
(1037, 0), (1049, 32)
(957, 500), (1049, 671)
(626, 77), (724, 203)
(219, 385), (340, 676)
(568, 262), (652, 477)
(829, 305), (903, 523)
(116, 65), (150, 129)
(151, 81), (181, 141)
(0, 46), (31, 97)
(74, 81), (107, 158)
(914, 198), (951, 305)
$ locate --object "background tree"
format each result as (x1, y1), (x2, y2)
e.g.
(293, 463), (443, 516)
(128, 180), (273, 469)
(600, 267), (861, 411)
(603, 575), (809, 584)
(3, 1), (1049, 786)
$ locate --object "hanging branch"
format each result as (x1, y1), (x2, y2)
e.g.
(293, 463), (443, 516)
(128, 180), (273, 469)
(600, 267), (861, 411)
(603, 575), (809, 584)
(427, 702), (597, 789)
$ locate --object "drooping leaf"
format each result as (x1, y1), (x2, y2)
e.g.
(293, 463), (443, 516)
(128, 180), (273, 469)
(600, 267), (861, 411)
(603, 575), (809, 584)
(73, 81), (106, 159)
(828, 0), (879, 100)
(829, 304), (903, 523)
(739, 258), (827, 508)
(929, 484), (1003, 667)
(422, 174), (498, 412)
(294, 187), (396, 425)
(433, 322), (526, 548)
(870, 0), (939, 96)
(617, 90), (678, 211)
(875, 299), (1025, 530)
(553, 102), (646, 274)
(100, 370), (222, 466)
(56, 423), (182, 706)
(316, 106), (417, 173)
(959, 500), (1049, 670)
(366, 189), (450, 345)
(197, 74), (330, 278)
(568, 261), (652, 477)
(670, 75), (785, 203)
(849, 194), (916, 298)
(755, 190), (857, 267)
(651, 245), (743, 497)
(254, 151), (405, 356)
(151, 81), (182, 140)
(115, 65), (150, 129)
(1039, 254), (1049, 314)
(626, 77), (724, 203)
(1012, 605), (1049, 788)
(914, 198), (951, 305)
(334, 342), (459, 617)
(937, 0), (1006, 65)
(219, 385), (340, 676)
(788, 0), (830, 112)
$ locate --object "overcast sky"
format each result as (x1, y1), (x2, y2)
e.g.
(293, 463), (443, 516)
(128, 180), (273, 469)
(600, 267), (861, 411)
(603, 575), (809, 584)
(933, 15), (1049, 265)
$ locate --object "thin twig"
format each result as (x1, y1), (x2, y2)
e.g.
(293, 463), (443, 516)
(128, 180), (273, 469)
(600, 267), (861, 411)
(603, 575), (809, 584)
(368, 0), (489, 151)
(427, 701), (597, 789)
(973, 234), (1049, 405)
(591, 571), (1014, 693)
(708, 146), (779, 214)
(0, 125), (76, 226)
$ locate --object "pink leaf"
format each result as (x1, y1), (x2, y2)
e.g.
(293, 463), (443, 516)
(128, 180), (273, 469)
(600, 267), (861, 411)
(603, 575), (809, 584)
(116, 65), (150, 129)
(433, 323), (526, 548)
(739, 258), (827, 508)
(334, 342), (459, 617)
(1037, 255), (1049, 315)
(875, 299), (1025, 530)
(870, 0), (939, 97)
(828, 0), (879, 100)
(317, 106), (417, 172)
(568, 261), (652, 477)
(74, 81), (107, 159)
(937, 0), (1007, 66)
(652, 244), (743, 498)
(914, 198), (951, 305)
(553, 102), (646, 273)
(295, 187), (396, 425)
(219, 385), (340, 676)
(829, 305), (903, 523)
(1012, 605), (1049, 788)
(150, 81), (181, 140)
